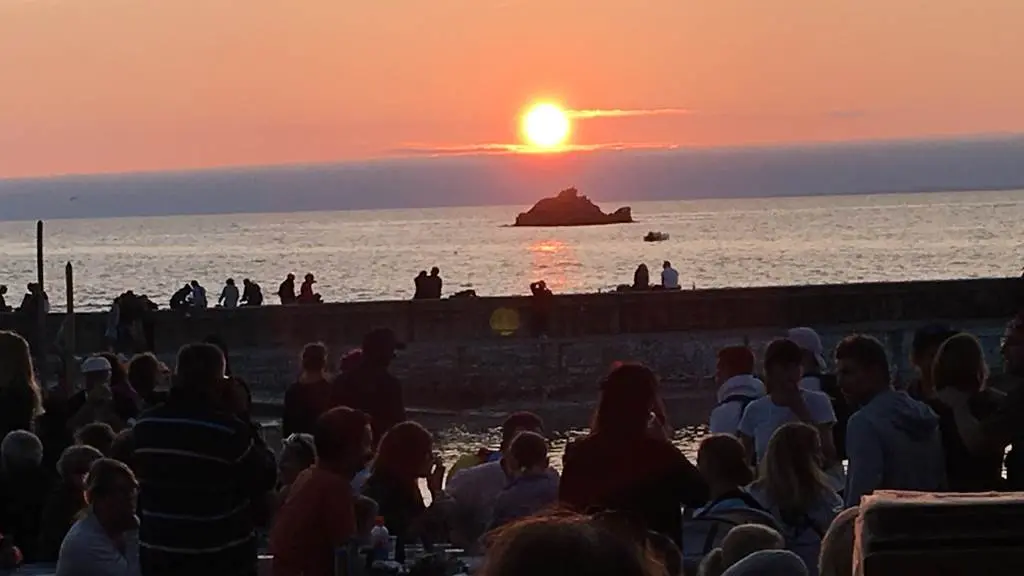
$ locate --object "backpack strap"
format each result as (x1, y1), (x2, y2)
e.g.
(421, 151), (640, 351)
(718, 394), (757, 410)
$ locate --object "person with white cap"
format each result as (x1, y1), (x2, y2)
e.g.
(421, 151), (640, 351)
(67, 356), (125, 433)
(787, 327), (850, 487)
(786, 327), (828, 393)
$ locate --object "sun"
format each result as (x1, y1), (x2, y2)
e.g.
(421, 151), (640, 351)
(521, 102), (571, 149)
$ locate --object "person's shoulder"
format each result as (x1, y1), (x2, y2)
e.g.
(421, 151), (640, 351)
(845, 408), (879, 436)
(58, 515), (99, 557)
(802, 388), (833, 404)
(738, 395), (770, 421)
(136, 402), (250, 434)
(744, 395), (771, 410)
(449, 459), (501, 486)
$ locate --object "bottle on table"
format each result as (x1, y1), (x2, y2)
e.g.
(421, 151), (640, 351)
(370, 516), (392, 561)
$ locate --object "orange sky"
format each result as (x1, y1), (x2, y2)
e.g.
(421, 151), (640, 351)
(2, 0), (1023, 178)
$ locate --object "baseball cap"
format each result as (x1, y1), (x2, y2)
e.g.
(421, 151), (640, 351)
(361, 328), (406, 352)
(786, 327), (827, 372)
(81, 356), (112, 374)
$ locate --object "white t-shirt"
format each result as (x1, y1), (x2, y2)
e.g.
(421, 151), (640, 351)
(661, 267), (680, 289)
(57, 513), (140, 576)
(737, 389), (836, 463)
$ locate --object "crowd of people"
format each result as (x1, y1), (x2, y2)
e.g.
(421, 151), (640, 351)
(0, 312), (1021, 576)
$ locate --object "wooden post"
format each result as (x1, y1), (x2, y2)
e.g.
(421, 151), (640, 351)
(64, 262), (76, 392)
(34, 220), (46, 373)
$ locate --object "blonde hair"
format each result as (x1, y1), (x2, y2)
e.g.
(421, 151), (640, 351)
(753, 422), (832, 522)
(0, 331), (43, 418)
(933, 333), (988, 393)
(819, 506), (859, 576)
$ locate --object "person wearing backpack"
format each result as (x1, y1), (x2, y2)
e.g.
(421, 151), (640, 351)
(747, 422), (841, 576)
(709, 346), (765, 435)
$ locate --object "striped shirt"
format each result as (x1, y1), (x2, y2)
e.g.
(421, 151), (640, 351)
(132, 394), (277, 576)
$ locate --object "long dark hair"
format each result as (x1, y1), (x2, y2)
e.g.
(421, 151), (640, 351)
(371, 421), (432, 483)
(98, 352), (130, 391)
(0, 332), (43, 421)
(591, 363), (658, 436)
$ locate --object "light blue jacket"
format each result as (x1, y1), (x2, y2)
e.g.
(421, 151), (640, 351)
(844, 389), (947, 508)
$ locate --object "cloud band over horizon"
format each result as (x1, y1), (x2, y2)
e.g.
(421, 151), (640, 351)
(567, 107), (693, 119)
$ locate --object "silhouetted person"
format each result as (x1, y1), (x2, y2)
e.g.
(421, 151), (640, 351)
(298, 274), (322, 305)
(240, 279), (263, 307)
(19, 283), (48, 316)
(331, 328), (406, 445)
(428, 267), (443, 299)
(278, 274), (297, 305)
(113, 291), (157, 353)
(661, 261), (680, 290)
(0, 285), (10, 313)
(633, 265), (650, 290)
(530, 281), (553, 337)
(188, 280), (207, 308)
(133, 343), (276, 576)
(219, 278), (239, 309)
(413, 271), (428, 300)
(18, 283), (48, 356)
(169, 284), (191, 311)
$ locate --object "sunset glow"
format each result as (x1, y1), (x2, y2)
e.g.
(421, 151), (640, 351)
(2, 1), (1024, 177)
(521, 103), (571, 150)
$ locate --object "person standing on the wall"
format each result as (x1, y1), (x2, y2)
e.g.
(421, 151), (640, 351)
(529, 281), (553, 338)
(331, 329), (406, 445)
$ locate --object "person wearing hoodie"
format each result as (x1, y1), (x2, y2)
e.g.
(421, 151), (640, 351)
(836, 335), (946, 508)
(709, 347), (765, 435)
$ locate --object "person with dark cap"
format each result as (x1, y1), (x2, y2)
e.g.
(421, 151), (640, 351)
(331, 328), (406, 445)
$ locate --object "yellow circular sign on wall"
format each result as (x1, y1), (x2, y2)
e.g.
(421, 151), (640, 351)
(490, 307), (520, 336)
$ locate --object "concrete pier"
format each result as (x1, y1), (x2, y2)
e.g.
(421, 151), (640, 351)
(3, 277), (1021, 411)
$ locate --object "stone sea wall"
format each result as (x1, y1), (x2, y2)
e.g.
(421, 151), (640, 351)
(3, 278), (1022, 409)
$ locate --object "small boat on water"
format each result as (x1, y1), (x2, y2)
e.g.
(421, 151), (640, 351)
(644, 231), (670, 242)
